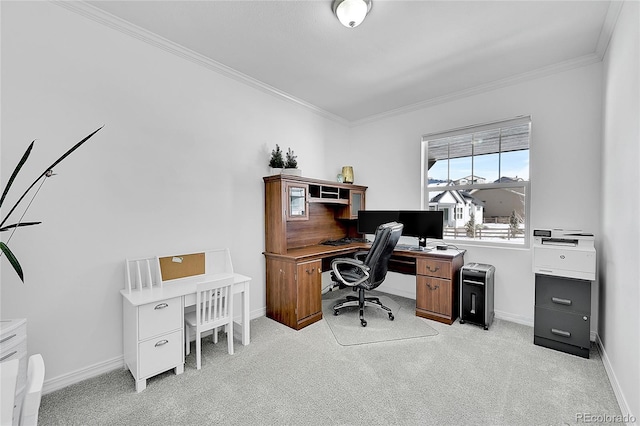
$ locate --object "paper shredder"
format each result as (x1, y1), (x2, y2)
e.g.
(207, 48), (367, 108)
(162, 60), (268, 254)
(459, 263), (495, 330)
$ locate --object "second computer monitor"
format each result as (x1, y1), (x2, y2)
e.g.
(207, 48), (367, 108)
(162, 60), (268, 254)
(398, 210), (444, 243)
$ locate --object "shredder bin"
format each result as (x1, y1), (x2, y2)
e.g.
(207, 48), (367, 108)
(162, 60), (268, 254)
(459, 263), (495, 330)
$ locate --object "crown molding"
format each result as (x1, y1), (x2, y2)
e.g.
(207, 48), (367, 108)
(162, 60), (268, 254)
(595, 0), (624, 59)
(53, 1), (349, 126)
(351, 52), (603, 127)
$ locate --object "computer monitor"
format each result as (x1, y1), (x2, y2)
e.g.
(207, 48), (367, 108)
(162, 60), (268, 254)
(357, 210), (399, 235)
(397, 210), (444, 246)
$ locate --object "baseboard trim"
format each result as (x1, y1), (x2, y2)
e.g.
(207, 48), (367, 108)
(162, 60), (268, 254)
(595, 335), (638, 426)
(44, 307), (266, 395)
(43, 355), (124, 395)
(375, 287), (416, 301)
(494, 310), (533, 327)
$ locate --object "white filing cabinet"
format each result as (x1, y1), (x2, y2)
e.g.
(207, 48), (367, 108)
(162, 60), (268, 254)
(1, 318), (27, 424)
(122, 297), (184, 392)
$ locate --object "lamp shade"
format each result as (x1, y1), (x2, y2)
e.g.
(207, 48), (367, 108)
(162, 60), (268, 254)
(333, 0), (371, 28)
(341, 166), (354, 183)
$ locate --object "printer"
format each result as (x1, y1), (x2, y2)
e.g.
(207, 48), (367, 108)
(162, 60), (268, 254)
(532, 229), (596, 281)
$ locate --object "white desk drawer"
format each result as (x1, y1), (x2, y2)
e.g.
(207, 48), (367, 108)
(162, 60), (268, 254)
(138, 297), (181, 340)
(139, 329), (182, 378)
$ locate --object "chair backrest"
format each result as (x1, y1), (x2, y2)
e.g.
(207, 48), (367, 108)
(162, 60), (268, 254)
(363, 221), (403, 289)
(19, 354), (45, 426)
(195, 277), (234, 331)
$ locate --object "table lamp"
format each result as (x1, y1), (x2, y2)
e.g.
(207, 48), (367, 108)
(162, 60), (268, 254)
(341, 166), (354, 183)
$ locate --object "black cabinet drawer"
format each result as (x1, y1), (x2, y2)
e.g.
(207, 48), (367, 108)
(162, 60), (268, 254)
(535, 274), (590, 314)
(534, 307), (590, 348)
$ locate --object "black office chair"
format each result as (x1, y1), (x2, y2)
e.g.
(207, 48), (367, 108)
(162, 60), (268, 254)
(330, 221), (403, 327)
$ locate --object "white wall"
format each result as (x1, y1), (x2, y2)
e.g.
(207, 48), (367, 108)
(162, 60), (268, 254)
(601, 0), (640, 419)
(331, 63), (604, 329)
(0, 2), (348, 384)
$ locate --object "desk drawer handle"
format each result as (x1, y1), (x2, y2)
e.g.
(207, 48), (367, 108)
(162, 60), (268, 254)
(426, 266), (440, 273)
(154, 303), (169, 310)
(426, 283), (440, 291)
(551, 297), (572, 306)
(155, 339), (169, 347)
(551, 328), (571, 338)
(306, 268), (315, 275)
(0, 350), (18, 362)
(0, 333), (17, 344)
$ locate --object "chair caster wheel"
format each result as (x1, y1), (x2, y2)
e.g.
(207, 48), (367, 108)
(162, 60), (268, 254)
(334, 310), (339, 316)
(459, 319), (465, 324)
(361, 320), (367, 327)
(389, 314), (394, 321)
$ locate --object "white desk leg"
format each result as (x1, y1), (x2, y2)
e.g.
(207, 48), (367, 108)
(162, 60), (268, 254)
(242, 284), (250, 345)
(174, 364), (184, 375)
(135, 378), (146, 393)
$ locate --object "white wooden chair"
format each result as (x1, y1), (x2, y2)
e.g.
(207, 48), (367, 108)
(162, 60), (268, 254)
(184, 277), (234, 369)
(19, 354), (45, 426)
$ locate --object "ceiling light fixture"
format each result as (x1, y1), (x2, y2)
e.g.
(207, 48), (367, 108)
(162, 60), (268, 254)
(332, 0), (372, 28)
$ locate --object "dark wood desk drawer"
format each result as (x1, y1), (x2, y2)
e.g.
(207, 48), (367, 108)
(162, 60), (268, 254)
(534, 306), (590, 348)
(416, 276), (452, 317)
(417, 258), (451, 279)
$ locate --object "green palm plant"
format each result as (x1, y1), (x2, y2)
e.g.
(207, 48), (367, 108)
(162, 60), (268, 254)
(0, 126), (103, 282)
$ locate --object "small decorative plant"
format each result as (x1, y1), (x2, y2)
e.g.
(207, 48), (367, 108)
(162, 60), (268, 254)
(285, 148), (298, 169)
(0, 126), (103, 282)
(269, 144), (285, 169)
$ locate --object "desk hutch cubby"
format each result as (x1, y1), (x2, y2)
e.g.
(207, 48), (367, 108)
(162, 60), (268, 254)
(263, 174), (464, 330)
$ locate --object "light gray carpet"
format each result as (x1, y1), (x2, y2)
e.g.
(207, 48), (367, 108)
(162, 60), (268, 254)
(38, 294), (622, 425)
(322, 288), (438, 346)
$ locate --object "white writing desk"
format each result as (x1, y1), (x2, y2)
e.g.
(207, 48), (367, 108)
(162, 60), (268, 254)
(121, 272), (251, 343)
(121, 250), (251, 392)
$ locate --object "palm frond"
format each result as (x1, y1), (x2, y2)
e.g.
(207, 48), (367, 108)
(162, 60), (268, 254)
(0, 242), (24, 282)
(0, 126), (103, 229)
(0, 222), (42, 232)
(0, 141), (34, 209)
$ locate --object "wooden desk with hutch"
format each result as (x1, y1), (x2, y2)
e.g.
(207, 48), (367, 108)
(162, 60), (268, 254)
(263, 175), (465, 330)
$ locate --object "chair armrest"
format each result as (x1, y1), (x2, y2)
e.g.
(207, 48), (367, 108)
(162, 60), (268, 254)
(353, 250), (369, 261)
(331, 257), (370, 287)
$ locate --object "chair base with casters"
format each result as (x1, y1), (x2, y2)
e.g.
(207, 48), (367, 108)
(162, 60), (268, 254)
(330, 221), (403, 327)
(333, 288), (394, 327)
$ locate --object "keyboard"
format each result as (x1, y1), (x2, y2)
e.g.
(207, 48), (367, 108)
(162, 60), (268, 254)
(395, 244), (431, 251)
(321, 237), (369, 246)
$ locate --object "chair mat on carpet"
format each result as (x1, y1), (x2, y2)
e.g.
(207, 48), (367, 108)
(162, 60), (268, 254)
(322, 288), (438, 346)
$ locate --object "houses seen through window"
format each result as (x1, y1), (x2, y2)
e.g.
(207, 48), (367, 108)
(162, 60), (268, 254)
(421, 116), (531, 246)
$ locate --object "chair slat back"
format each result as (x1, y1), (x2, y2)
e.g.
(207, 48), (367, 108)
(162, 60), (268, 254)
(196, 277), (234, 329)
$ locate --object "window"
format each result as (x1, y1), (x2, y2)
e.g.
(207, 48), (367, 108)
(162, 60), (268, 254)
(421, 116), (531, 246)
